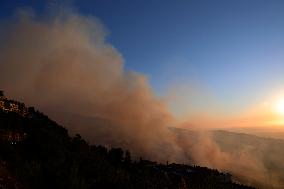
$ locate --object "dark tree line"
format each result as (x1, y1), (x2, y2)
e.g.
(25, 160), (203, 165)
(0, 93), (256, 189)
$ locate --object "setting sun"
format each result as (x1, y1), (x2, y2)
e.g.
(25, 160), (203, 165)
(276, 99), (284, 115)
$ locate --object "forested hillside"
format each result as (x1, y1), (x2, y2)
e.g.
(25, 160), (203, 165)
(0, 92), (256, 189)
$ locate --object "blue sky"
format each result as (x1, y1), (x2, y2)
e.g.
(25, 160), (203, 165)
(1, 0), (284, 114)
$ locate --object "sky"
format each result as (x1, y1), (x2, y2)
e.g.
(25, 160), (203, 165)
(1, 0), (284, 116)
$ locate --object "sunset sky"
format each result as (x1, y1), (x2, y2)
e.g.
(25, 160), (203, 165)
(1, 0), (284, 120)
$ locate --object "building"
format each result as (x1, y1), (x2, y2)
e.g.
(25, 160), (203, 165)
(0, 130), (27, 144)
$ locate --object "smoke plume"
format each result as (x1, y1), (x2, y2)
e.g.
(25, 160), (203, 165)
(0, 10), (281, 188)
(0, 10), (183, 162)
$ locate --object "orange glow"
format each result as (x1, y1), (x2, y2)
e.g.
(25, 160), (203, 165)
(275, 98), (284, 116)
(178, 96), (284, 130)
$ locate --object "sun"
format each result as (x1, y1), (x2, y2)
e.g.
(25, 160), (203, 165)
(275, 99), (284, 115)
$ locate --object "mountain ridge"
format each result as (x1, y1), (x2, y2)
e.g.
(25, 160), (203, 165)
(0, 92), (257, 189)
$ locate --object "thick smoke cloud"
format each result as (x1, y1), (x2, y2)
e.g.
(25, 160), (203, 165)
(0, 10), (280, 188)
(0, 10), (183, 162)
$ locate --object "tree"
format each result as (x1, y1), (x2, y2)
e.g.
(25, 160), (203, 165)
(124, 150), (131, 164)
(108, 148), (123, 164)
(28, 107), (35, 113)
(71, 134), (89, 153)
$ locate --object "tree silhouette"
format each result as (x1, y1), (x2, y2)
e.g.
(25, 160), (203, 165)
(108, 148), (124, 164)
(0, 95), (258, 189)
(124, 150), (131, 164)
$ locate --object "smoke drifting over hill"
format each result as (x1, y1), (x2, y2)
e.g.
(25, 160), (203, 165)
(0, 10), (281, 188)
(0, 9), (181, 162)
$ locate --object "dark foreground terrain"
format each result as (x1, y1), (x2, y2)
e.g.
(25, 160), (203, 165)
(0, 92), (255, 189)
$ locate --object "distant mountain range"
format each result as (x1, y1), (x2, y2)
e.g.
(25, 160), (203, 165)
(227, 127), (284, 140)
(171, 127), (284, 189)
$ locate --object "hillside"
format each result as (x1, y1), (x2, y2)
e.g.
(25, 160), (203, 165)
(171, 127), (284, 188)
(0, 92), (256, 189)
(212, 130), (284, 187)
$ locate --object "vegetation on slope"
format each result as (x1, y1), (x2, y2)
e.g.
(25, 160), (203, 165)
(0, 92), (255, 189)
